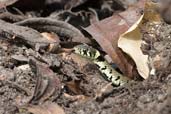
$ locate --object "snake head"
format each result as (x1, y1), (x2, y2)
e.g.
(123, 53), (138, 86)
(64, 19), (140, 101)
(73, 44), (100, 60)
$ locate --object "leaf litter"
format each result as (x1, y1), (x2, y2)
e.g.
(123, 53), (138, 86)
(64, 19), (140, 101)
(0, 0), (171, 114)
(118, 1), (161, 79)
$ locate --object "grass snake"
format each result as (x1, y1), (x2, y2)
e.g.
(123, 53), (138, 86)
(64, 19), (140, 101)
(74, 44), (130, 86)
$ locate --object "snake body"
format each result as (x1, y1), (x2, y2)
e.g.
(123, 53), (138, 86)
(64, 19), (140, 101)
(74, 44), (130, 86)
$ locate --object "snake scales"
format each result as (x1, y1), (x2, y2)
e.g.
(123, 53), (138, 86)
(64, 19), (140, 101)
(74, 44), (130, 86)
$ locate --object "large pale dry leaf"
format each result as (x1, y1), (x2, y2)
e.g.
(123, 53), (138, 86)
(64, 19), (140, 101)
(85, 0), (146, 78)
(26, 102), (65, 114)
(118, 1), (161, 79)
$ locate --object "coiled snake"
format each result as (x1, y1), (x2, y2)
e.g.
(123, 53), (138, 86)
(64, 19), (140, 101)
(74, 44), (130, 86)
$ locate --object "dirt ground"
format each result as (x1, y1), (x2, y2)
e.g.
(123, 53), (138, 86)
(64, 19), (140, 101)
(0, 0), (171, 114)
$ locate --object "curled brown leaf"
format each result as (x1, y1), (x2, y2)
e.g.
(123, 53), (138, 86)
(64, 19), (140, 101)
(84, 0), (146, 78)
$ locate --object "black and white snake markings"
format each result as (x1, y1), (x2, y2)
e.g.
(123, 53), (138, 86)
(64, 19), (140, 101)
(73, 44), (130, 86)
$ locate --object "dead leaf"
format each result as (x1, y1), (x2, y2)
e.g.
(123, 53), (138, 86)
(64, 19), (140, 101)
(118, 1), (162, 79)
(0, 0), (18, 8)
(0, 19), (55, 50)
(64, 93), (90, 103)
(66, 80), (82, 94)
(29, 58), (62, 103)
(95, 82), (113, 101)
(84, 0), (146, 78)
(158, 0), (171, 24)
(41, 32), (60, 42)
(63, 53), (92, 69)
(41, 32), (60, 52)
(26, 102), (65, 114)
(15, 18), (90, 44)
